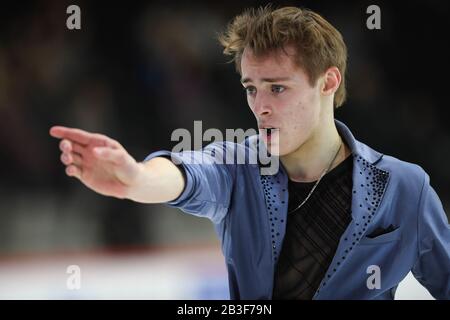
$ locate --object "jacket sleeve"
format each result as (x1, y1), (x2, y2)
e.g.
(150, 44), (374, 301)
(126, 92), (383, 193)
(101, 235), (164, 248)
(412, 172), (450, 299)
(143, 142), (235, 224)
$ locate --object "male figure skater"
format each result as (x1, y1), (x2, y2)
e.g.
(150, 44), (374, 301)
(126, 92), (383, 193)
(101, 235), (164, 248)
(50, 6), (450, 299)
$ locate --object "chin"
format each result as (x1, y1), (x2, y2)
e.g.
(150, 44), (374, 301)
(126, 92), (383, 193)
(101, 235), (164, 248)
(275, 141), (307, 157)
(263, 141), (285, 157)
(271, 146), (290, 157)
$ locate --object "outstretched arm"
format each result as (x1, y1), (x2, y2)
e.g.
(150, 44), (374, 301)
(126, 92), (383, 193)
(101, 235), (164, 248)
(49, 126), (185, 203)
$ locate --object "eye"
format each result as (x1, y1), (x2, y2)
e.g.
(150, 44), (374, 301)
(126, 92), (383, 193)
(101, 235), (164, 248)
(271, 85), (285, 94)
(244, 86), (256, 96)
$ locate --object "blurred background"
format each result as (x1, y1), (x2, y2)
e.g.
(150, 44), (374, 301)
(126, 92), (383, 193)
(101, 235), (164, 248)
(0, 0), (448, 299)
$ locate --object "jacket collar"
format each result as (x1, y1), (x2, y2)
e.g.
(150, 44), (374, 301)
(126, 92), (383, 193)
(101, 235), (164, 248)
(335, 119), (384, 165)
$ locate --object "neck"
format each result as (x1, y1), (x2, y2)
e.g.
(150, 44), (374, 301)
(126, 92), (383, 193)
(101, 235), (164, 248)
(280, 119), (349, 182)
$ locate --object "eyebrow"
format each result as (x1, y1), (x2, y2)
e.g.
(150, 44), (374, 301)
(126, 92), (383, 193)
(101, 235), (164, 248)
(240, 77), (292, 84)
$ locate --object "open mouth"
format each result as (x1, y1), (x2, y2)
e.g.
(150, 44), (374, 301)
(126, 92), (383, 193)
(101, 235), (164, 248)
(259, 127), (278, 141)
(260, 127), (276, 133)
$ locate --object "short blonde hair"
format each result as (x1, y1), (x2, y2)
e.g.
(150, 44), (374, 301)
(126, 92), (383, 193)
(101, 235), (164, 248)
(218, 5), (348, 108)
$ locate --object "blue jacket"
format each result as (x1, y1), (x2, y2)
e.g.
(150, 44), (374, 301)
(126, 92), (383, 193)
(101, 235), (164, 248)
(145, 120), (450, 300)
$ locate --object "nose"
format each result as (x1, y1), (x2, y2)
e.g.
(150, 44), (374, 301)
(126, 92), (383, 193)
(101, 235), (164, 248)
(252, 92), (272, 117)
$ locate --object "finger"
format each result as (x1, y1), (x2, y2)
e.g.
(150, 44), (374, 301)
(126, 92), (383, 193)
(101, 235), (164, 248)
(59, 139), (85, 155)
(65, 165), (82, 179)
(61, 152), (83, 166)
(59, 139), (72, 152)
(93, 147), (127, 165)
(50, 126), (91, 145)
(50, 126), (120, 149)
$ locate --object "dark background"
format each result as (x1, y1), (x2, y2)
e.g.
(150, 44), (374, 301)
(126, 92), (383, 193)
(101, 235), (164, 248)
(0, 0), (449, 256)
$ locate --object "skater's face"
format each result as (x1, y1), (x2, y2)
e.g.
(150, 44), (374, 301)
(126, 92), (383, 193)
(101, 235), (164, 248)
(241, 45), (325, 156)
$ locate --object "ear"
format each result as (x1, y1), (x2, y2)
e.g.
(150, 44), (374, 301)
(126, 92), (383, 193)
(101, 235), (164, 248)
(321, 67), (341, 97)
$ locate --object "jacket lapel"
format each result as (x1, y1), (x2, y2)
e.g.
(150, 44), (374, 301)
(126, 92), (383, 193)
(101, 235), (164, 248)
(313, 121), (391, 299)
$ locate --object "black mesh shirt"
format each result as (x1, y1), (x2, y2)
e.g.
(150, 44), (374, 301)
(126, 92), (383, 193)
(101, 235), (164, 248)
(272, 154), (354, 299)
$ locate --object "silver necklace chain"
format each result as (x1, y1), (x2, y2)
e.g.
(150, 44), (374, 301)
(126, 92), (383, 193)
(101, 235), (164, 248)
(288, 137), (343, 214)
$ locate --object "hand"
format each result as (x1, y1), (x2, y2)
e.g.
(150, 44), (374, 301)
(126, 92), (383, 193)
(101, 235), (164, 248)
(49, 126), (143, 199)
